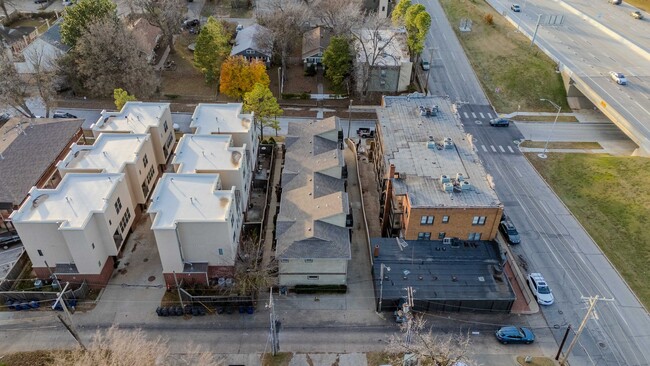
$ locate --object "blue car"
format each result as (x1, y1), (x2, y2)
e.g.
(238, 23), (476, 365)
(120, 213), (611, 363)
(495, 326), (535, 344)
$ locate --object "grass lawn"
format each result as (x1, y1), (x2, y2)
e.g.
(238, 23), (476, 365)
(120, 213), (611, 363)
(201, 0), (252, 18)
(260, 352), (292, 366)
(625, 0), (649, 11)
(160, 33), (218, 99)
(439, 0), (569, 113)
(527, 153), (650, 309)
(519, 141), (602, 149)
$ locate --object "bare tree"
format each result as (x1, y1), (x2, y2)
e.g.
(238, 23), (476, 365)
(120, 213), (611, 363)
(49, 325), (221, 366)
(256, 0), (309, 84)
(386, 316), (478, 366)
(24, 45), (57, 118)
(351, 14), (398, 98)
(0, 51), (35, 117)
(137, 0), (185, 54)
(72, 17), (158, 97)
(313, 0), (364, 36)
(232, 232), (277, 296)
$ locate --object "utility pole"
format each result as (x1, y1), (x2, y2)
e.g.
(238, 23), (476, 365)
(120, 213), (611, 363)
(268, 287), (279, 355)
(52, 282), (86, 350)
(346, 99), (353, 139)
(425, 48), (435, 96)
(530, 14), (543, 48)
(555, 325), (572, 360)
(172, 271), (184, 309)
(559, 296), (614, 365)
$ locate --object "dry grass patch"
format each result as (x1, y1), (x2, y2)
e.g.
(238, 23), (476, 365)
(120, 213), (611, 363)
(516, 356), (557, 366)
(160, 34), (218, 99)
(261, 352), (292, 366)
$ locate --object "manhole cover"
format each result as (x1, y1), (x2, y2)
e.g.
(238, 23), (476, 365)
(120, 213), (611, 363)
(148, 276), (156, 282)
(143, 258), (149, 262)
(554, 324), (560, 329)
(474, 120), (483, 125)
(599, 342), (606, 348)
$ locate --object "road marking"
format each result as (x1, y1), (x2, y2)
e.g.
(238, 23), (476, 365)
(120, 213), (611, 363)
(498, 146), (505, 153)
(479, 112), (485, 118)
(487, 113), (493, 118)
(461, 73), (466, 82)
(482, 145), (488, 152)
(463, 112), (469, 119)
(507, 146), (514, 153)
(490, 145), (497, 152)
(512, 166), (523, 178)
(539, 200), (549, 214)
(471, 112), (477, 118)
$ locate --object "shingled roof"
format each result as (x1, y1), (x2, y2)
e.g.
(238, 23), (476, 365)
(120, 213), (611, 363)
(0, 119), (82, 209)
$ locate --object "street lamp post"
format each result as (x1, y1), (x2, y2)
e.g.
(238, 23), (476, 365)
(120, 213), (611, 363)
(377, 263), (391, 312)
(425, 48), (435, 95)
(347, 99), (353, 139)
(538, 98), (562, 159)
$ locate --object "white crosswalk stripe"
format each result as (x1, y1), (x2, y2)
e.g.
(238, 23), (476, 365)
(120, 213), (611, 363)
(487, 113), (493, 118)
(490, 145), (497, 152)
(482, 145), (488, 152)
(464, 112), (469, 119)
(499, 146), (505, 153)
(479, 112), (485, 118)
(472, 112), (477, 118)
(508, 146), (514, 153)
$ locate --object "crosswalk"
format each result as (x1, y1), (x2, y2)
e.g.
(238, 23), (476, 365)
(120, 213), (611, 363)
(463, 111), (494, 120)
(481, 144), (518, 154)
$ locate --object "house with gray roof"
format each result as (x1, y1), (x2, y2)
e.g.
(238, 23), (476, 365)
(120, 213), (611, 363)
(302, 26), (331, 67)
(15, 21), (70, 74)
(276, 117), (351, 287)
(230, 24), (272, 66)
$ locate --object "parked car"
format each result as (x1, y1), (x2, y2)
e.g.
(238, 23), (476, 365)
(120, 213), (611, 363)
(34, 0), (48, 3)
(421, 60), (430, 71)
(62, 0), (74, 5)
(357, 128), (375, 138)
(608, 0), (622, 4)
(511, 4), (521, 12)
(499, 216), (521, 244)
(236, 24), (244, 32)
(609, 71), (627, 85)
(0, 235), (21, 245)
(495, 326), (535, 344)
(490, 118), (511, 127)
(631, 10), (643, 19)
(0, 112), (11, 124)
(53, 112), (78, 119)
(183, 18), (200, 29)
(527, 273), (554, 305)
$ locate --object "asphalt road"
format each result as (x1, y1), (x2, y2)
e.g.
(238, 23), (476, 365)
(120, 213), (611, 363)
(488, 0), (650, 154)
(416, 0), (650, 365)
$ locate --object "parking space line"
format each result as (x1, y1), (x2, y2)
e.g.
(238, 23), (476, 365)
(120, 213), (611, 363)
(479, 112), (485, 118)
(487, 113), (493, 118)
(490, 145), (497, 152)
(507, 146), (514, 153)
(482, 145), (488, 152)
(472, 112), (477, 118)
(498, 146), (505, 153)
(464, 112), (469, 119)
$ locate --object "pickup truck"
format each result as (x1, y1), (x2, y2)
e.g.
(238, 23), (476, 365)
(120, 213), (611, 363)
(357, 128), (375, 138)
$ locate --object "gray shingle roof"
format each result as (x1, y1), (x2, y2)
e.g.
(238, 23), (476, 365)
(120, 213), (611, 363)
(301, 27), (331, 59)
(39, 22), (69, 52)
(230, 24), (272, 58)
(0, 119), (82, 208)
(276, 117), (351, 260)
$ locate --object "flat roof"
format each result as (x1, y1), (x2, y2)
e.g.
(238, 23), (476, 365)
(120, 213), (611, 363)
(148, 174), (234, 230)
(190, 103), (253, 135)
(354, 28), (409, 66)
(92, 102), (169, 134)
(0, 119), (83, 208)
(173, 134), (246, 173)
(371, 238), (515, 301)
(59, 134), (149, 172)
(276, 117), (351, 260)
(378, 95), (501, 208)
(10, 173), (124, 229)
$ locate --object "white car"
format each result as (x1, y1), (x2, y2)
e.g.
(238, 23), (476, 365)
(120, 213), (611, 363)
(527, 273), (554, 305)
(609, 71), (627, 85)
(63, 0), (73, 5)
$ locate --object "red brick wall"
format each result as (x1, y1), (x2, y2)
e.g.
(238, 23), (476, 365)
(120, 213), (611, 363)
(163, 272), (208, 287)
(32, 256), (115, 289)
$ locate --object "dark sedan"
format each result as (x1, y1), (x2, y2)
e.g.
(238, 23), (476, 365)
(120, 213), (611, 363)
(495, 326), (535, 344)
(489, 118), (511, 127)
(53, 112), (78, 119)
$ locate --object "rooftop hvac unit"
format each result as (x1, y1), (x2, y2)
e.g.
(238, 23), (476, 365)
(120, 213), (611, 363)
(456, 173), (464, 181)
(427, 140), (436, 149)
(460, 181), (472, 190)
(440, 174), (450, 183)
(443, 182), (454, 192)
(444, 140), (454, 149)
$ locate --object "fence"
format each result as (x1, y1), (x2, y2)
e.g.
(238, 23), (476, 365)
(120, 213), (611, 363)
(0, 280), (89, 304)
(0, 248), (28, 292)
(178, 288), (255, 310)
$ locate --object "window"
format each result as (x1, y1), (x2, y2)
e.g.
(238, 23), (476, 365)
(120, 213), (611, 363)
(114, 197), (122, 214)
(472, 216), (486, 225)
(119, 208), (131, 233)
(37, 250), (43, 256)
(109, 220), (112, 225)
(420, 216), (434, 225)
(246, 49), (254, 54)
(143, 154), (149, 167)
(417, 232), (431, 240)
(468, 232), (482, 241)
(163, 121), (169, 133)
(146, 166), (155, 185)
(442, 216), (449, 223)
(98, 260), (102, 267)
(165, 133), (173, 149)
(438, 232), (446, 239)
(218, 248), (224, 255)
(91, 243), (95, 250)
(304, 259), (313, 263)
(307, 275), (319, 280)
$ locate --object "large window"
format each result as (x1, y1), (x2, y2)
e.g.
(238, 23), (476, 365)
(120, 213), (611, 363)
(119, 208), (131, 233)
(442, 216), (449, 223)
(472, 216), (486, 225)
(468, 232), (482, 241)
(417, 232), (431, 240)
(114, 197), (122, 214)
(420, 216), (434, 225)
(143, 154), (149, 167)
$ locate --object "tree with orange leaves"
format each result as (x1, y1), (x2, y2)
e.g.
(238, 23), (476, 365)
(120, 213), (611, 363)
(219, 56), (270, 100)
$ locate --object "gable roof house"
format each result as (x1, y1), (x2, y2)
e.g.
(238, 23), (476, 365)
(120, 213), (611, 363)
(302, 26), (331, 67)
(14, 21), (70, 74)
(275, 117), (351, 287)
(230, 24), (272, 65)
(129, 18), (162, 65)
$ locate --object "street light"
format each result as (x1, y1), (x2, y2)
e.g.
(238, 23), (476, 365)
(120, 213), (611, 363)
(377, 263), (391, 312)
(346, 99), (353, 139)
(538, 98), (562, 159)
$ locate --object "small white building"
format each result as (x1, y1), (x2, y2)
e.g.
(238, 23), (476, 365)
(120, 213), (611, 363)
(190, 103), (258, 172)
(10, 173), (135, 288)
(172, 134), (251, 212)
(92, 102), (175, 167)
(56, 134), (159, 209)
(148, 174), (243, 286)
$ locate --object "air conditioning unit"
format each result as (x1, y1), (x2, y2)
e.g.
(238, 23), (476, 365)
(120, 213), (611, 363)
(456, 173), (464, 181)
(443, 182), (454, 192)
(440, 174), (450, 183)
(461, 181), (472, 190)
